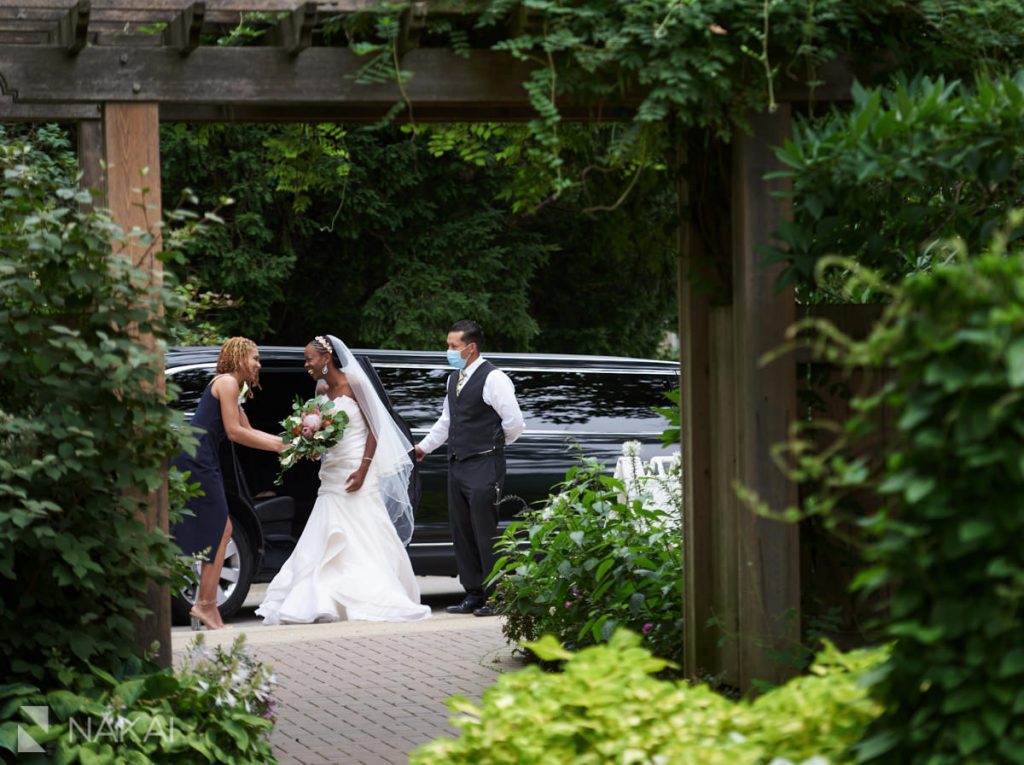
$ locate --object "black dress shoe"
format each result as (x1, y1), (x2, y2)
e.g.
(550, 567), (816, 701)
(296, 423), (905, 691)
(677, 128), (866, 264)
(445, 597), (484, 615)
(472, 603), (497, 617)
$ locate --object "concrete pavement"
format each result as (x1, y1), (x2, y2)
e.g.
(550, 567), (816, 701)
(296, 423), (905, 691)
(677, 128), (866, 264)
(171, 580), (520, 765)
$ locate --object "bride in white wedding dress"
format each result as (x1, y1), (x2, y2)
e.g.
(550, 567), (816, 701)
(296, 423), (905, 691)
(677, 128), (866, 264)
(256, 335), (430, 624)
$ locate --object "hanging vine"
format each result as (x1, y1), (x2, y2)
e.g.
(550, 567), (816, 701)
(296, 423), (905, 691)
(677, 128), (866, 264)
(226, 1), (1024, 213)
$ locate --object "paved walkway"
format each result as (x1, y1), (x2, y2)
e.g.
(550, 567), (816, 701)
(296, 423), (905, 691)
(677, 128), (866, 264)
(171, 588), (518, 765)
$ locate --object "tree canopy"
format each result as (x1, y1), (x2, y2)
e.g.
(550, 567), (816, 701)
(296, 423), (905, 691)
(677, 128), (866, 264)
(159, 122), (679, 354)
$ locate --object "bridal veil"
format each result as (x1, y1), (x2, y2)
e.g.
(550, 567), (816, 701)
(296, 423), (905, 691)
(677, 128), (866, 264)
(327, 335), (415, 544)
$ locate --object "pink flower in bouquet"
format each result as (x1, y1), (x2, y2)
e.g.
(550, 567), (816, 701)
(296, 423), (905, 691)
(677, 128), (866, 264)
(300, 411), (323, 438)
(276, 397), (348, 485)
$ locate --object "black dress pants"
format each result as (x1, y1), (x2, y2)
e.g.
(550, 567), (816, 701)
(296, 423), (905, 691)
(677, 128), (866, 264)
(448, 453), (505, 598)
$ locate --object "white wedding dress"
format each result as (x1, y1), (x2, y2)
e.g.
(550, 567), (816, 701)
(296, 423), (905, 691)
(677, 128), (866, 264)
(255, 396), (431, 624)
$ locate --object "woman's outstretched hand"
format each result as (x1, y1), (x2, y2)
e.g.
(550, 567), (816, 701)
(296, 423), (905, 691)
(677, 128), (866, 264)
(345, 466), (367, 493)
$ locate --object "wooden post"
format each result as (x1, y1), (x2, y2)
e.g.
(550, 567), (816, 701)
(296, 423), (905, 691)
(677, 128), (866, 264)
(709, 302), (740, 683)
(678, 146), (717, 679)
(730, 105), (800, 689)
(76, 119), (104, 210)
(102, 102), (171, 667)
(681, 137), (742, 686)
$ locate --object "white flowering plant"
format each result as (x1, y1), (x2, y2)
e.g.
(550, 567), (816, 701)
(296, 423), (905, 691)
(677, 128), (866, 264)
(0, 634), (277, 763)
(180, 633), (277, 725)
(614, 440), (682, 533)
(276, 395), (348, 483)
(491, 453), (683, 666)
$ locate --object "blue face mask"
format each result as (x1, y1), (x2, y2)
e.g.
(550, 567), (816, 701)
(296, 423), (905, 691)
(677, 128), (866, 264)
(447, 347), (470, 369)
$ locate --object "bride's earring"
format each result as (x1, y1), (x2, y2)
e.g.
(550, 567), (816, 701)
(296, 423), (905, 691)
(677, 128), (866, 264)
(321, 364), (329, 375)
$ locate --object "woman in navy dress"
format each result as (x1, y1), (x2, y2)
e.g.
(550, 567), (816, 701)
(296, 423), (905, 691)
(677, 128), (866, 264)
(172, 337), (285, 629)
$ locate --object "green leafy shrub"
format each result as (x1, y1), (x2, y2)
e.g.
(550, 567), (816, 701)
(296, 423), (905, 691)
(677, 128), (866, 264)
(0, 134), (188, 685)
(853, 235), (1024, 763)
(492, 454), (683, 664)
(410, 630), (886, 765)
(467, 0), (1024, 210)
(759, 223), (1024, 763)
(0, 635), (276, 763)
(770, 73), (1024, 295)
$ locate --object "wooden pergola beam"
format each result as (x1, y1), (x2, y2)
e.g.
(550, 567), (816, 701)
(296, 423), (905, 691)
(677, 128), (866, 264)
(5, 0), (447, 10)
(271, 1), (316, 57)
(0, 99), (101, 121)
(397, 1), (428, 60)
(156, 102), (634, 122)
(47, 0), (90, 55)
(162, 1), (205, 55)
(0, 45), (847, 123)
(508, 3), (544, 37)
(0, 46), (561, 107)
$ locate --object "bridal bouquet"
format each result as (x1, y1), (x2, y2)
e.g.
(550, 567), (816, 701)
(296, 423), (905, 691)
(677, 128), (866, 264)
(276, 397), (348, 484)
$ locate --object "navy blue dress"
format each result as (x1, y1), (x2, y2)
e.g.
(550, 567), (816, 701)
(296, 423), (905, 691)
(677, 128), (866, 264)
(171, 380), (230, 562)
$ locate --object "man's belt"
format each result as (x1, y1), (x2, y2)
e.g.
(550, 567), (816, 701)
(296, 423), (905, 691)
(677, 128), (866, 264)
(449, 446), (504, 462)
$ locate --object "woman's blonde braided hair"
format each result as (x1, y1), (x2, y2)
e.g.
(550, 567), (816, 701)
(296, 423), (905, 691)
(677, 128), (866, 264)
(216, 337), (260, 396)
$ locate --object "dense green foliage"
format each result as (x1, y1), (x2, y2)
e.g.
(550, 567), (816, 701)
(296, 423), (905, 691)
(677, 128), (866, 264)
(448, 0), (1024, 210)
(760, 225), (1024, 763)
(208, 1), (1024, 210)
(160, 122), (678, 354)
(0, 128), (186, 685)
(410, 630), (886, 765)
(0, 122), (279, 765)
(0, 636), (276, 763)
(770, 73), (1024, 295)
(492, 455), (683, 664)
(857, 243), (1024, 763)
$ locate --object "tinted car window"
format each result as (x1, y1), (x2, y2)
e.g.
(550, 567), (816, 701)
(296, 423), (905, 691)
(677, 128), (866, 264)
(373, 363), (677, 530)
(375, 366), (676, 435)
(374, 365), (450, 429)
(169, 368), (216, 416)
(511, 370), (675, 433)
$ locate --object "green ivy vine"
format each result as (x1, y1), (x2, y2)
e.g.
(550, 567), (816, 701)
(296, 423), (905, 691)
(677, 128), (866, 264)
(185, 2), (1024, 236)
(317, 0), (1024, 212)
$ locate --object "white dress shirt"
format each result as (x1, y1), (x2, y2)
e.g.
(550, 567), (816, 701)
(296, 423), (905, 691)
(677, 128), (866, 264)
(418, 356), (525, 455)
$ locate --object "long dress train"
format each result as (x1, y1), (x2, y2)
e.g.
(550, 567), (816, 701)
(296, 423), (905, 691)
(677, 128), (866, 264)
(255, 396), (430, 624)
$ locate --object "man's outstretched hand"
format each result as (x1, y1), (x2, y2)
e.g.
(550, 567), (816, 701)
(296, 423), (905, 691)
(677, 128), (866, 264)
(414, 445), (426, 462)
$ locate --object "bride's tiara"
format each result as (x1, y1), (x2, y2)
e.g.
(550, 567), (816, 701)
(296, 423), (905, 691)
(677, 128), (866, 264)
(313, 335), (331, 354)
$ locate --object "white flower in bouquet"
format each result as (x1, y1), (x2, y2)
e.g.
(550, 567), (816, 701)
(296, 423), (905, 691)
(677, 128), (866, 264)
(276, 397), (348, 484)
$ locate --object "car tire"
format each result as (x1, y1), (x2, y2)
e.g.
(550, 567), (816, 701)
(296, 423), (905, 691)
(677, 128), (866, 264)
(170, 518), (256, 625)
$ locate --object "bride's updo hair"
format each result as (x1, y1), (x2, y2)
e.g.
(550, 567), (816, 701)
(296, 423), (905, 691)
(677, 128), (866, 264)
(216, 336), (261, 395)
(310, 335), (345, 370)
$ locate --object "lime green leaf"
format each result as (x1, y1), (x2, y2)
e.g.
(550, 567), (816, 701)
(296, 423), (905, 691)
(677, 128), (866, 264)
(523, 635), (572, 662)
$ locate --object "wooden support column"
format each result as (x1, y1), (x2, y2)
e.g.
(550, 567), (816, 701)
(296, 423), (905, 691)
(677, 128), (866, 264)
(678, 147), (716, 680)
(681, 137), (741, 686)
(102, 101), (170, 667)
(709, 300), (740, 683)
(730, 106), (800, 689)
(76, 119), (104, 210)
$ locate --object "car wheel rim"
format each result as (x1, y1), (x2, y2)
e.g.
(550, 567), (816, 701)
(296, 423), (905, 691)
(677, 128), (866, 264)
(182, 537), (241, 607)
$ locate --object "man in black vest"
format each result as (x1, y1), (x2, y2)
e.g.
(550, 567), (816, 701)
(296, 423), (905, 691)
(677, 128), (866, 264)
(415, 320), (525, 616)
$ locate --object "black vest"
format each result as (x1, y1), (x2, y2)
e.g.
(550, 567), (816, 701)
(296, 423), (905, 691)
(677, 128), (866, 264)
(447, 360), (504, 461)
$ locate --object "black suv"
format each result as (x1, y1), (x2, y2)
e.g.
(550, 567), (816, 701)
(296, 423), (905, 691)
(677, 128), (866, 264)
(167, 346), (679, 621)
